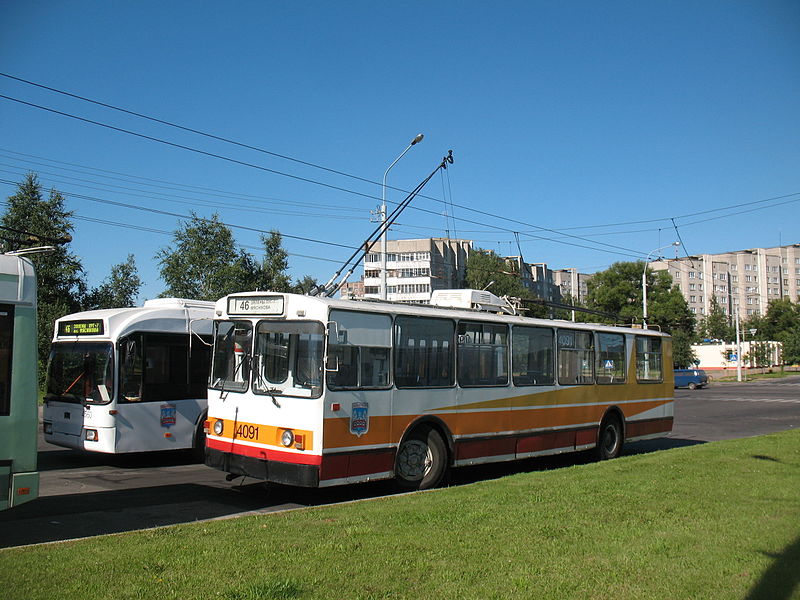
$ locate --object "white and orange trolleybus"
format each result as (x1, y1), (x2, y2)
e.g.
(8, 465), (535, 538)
(44, 299), (214, 454)
(205, 289), (674, 490)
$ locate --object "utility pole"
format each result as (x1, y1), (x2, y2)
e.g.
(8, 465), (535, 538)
(735, 309), (742, 382)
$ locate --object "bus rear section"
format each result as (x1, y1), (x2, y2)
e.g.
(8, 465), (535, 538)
(0, 254), (39, 510)
(43, 299), (214, 454)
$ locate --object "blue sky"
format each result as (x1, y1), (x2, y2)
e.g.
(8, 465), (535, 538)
(1, 1), (799, 301)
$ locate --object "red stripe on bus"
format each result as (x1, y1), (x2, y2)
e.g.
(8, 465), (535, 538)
(626, 418), (673, 438)
(206, 437), (322, 466)
(320, 450), (395, 481)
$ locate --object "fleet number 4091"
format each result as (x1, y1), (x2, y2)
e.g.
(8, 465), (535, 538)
(235, 424), (259, 440)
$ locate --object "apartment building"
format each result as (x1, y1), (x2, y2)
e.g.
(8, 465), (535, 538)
(362, 238), (472, 303)
(552, 268), (592, 304)
(502, 257), (562, 302)
(651, 243), (800, 320)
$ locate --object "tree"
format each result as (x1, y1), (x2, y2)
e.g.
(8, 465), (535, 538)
(465, 250), (528, 298)
(464, 250), (548, 317)
(292, 275), (319, 295)
(759, 298), (800, 365)
(671, 329), (698, 368)
(248, 231), (292, 292)
(84, 254), (142, 309)
(1, 173), (86, 375)
(157, 213), (293, 301)
(699, 295), (732, 341)
(585, 261), (696, 333)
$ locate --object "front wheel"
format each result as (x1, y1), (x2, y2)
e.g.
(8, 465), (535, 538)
(688, 382), (698, 390)
(395, 426), (447, 491)
(596, 415), (623, 460)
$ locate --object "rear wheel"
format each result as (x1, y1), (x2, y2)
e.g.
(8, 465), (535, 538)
(596, 415), (623, 460)
(395, 426), (447, 491)
(192, 418), (207, 462)
(688, 382), (698, 390)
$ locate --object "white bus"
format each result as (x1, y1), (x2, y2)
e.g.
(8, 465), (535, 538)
(0, 253), (39, 509)
(43, 298), (214, 455)
(204, 289), (674, 489)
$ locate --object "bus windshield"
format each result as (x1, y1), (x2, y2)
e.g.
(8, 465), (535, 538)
(45, 342), (114, 405)
(210, 321), (253, 392)
(253, 321), (324, 398)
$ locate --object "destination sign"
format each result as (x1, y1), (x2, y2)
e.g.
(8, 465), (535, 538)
(228, 296), (284, 316)
(58, 319), (105, 336)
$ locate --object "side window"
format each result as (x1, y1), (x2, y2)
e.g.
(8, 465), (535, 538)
(141, 334), (191, 402)
(327, 310), (391, 390)
(557, 330), (594, 385)
(0, 304), (13, 416)
(457, 322), (509, 387)
(636, 336), (663, 382)
(188, 336), (212, 398)
(119, 333), (144, 402)
(596, 333), (626, 384)
(512, 326), (554, 386)
(395, 316), (454, 388)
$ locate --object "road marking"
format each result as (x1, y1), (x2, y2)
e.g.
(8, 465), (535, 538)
(708, 397), (800, 404)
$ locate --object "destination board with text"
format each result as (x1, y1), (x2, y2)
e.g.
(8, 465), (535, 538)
(58, 319), (105, 336)
(227, 296), (284, 316)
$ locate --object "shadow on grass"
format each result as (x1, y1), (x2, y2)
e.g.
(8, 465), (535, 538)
(746, 535), (800, 600)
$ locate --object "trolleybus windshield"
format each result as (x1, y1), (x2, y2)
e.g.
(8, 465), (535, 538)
(210, 320), (324, 397)
(45, 342), (114, 404)
(252, 321), (324, 398)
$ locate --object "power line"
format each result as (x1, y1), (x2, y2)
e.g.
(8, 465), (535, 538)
(0, 148), (366, 214)
(0, 177), (360, 251)
(3, 76), (798, 258)
(0, 92), (662, 258)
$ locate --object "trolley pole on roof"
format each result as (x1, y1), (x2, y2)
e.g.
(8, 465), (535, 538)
(380, 133), (424, 300)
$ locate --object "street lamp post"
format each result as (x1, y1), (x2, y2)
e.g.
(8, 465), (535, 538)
(642, 241), (681, 329)
(380, 133), (424, 300)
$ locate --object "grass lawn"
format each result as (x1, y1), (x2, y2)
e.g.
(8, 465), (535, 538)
(2, 430), (799, 600)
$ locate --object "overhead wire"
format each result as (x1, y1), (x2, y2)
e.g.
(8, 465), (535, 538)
(0, 91), (659, 258)
(0, 178), (360, 251)
(2, 76), (797, 261)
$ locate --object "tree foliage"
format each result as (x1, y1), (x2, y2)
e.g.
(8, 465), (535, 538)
(84, 254), (142, 309)
(464, 250), (547, 317)
(698, 295), (732, 341)
(465, 250), (527, 297)
(1, 173), (86, 374)
(585, 261), (695, 333)
(751, 299), (800, 365)
(157, 213), (293, 301)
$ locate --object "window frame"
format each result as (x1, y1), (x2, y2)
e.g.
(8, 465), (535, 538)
(511, 325), (555, 387)
(595, 332), (627, 385)
(557, 328), (595, 386)
(635, 335), (664, 383)
(456, 320), (510, 388)
(394, 315), (455, 389)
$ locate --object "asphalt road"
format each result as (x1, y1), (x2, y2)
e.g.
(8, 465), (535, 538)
(2, 376), (798, 548)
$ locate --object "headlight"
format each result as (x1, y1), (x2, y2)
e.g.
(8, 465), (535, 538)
(281, 429), (294, 447)
(213, 420), (224, 435)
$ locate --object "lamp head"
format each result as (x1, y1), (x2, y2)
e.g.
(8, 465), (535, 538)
(411, 133), (424, 145)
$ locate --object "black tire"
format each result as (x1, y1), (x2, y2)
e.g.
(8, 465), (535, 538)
(596, 414), (624, 460)
(191, 418), (207, 462)
(688, 382), (698, 390)
(394, 426), (447, 491)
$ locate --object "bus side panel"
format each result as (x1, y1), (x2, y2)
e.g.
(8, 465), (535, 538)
(115, 399), (205, 452)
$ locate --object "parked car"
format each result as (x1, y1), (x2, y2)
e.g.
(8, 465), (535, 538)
(674, 368), (709, 389)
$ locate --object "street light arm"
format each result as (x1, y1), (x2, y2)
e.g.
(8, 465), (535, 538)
(642, 241), (680, 329)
